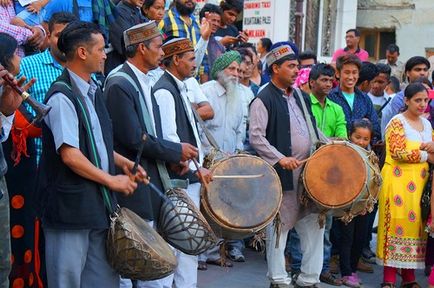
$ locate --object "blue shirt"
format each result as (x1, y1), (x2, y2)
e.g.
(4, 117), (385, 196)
(44, 69), (109, 172)
(342, 91), (355, 110)
(43, 0), (93, 22)
(18, 49), (64, 163)
(381, 90), (404, 136)
(328, 87), (381, 142)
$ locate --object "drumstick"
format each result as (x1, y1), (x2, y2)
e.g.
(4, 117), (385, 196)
(213, 174), (264, 179)
(192, 158), (210, 191)
(298, 157), (311, 164)
(132, 134), (147, 174)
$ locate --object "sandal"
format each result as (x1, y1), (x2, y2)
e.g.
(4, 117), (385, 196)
(206, 258), (233, 267)
(197, 261), (207, 271)
(381, 283), (396, 288)
(320, 272), (343, 286)
(400, 282), (421, 288)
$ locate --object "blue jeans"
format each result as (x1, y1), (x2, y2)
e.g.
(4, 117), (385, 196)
(14, 1), (46, 25)
(288, 214), (333, 273)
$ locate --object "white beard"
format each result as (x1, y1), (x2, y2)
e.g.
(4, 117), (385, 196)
(218, 73), (241, 115)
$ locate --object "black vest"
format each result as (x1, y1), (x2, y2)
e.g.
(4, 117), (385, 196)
(257, 82), (319, 191)
(37, 69), (117, 229)
(152, 71), (199, 183)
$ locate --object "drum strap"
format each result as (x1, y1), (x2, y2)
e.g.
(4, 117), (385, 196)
(108, 72), (188, 191)
(189, 102), (221, 151)
(293, 88), (319, 151)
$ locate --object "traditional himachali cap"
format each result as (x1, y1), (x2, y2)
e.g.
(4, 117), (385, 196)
(210, 50), (242, 80)
(265, 41), (298, 67)
(162, 37), (194, 59)
(123, 21), (161, 48)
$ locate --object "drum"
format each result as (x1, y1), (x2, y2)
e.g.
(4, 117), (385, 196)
(201, 154), (282, 239)
(158, 188), (219, 255)
(302, 141), (382, 223)
(106, 207), (177, 281)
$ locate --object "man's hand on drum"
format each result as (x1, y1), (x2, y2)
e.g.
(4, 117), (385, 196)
(278, 157), (301, 170)
(196, 167), (213, 185)
(420, 142), (434, 153)
(180, 143), (199, 161)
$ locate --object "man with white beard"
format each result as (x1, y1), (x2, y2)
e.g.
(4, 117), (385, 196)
(199, 51), (246, 267)
(201, 50), (245, 153)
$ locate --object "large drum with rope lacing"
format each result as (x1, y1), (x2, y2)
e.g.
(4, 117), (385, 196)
(301, 141), (382, 223)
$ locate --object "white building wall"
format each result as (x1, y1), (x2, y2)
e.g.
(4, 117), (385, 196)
(356, 0), (434, 62)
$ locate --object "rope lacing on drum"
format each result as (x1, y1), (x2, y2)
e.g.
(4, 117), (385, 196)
(250, 229), (266, 253)
(273, 213), (282, 248)
(317, 210), (328, 228)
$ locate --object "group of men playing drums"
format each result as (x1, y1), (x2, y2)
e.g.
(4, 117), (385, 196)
(33, 18), (371, 288)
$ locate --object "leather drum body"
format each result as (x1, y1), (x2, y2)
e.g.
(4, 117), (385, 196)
(201, 155), (282, 239)
(302, 141), (382, 222)
(106, 207), (177, 280)
(158, 188), (218, 255)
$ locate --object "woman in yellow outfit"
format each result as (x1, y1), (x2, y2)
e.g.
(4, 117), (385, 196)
(377, 83), (434, 288)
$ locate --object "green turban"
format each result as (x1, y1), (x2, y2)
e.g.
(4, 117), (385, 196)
(210, 50), (242, 80)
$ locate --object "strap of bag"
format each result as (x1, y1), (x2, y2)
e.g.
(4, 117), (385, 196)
(53, 81), (115, 214)
(377, 97), (392, 115)
(108, 72), (187, 190)
(189, 104), (221, 151)
(293, 88), (319, 146)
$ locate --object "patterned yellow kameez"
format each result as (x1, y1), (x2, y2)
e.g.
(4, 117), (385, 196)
(377, 114), (431, 269)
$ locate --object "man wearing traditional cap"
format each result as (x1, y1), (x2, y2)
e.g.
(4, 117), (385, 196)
(249, 42), (325, 288)
(198, 50), (246, 268)
(152, 37), (212, 288)
(104, 22), (200, 288)
(37, 21), (144, 288)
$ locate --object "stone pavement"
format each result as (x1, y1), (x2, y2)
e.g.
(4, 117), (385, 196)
(197, 248), (429, 288)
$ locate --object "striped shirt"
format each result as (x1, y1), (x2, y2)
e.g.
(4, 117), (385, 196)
(159, 7), (201, 45)
(18, 49), (64, 162)
(159, 7), (209, 75)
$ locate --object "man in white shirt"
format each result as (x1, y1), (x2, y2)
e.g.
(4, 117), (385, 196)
(200, 50), (247, 265)
(201, 50), (244, 153)
(104, 22), (200, 288)
(368, 63), (392, 121)
(152, 37), (212, 288)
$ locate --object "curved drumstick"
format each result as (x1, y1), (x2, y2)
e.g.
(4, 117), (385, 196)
(192, 158), (210, 191)
(131, 134), (147, 174)
(213, 174), (264, 179)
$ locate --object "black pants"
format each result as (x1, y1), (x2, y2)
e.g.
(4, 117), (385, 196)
(337, 214), (369, 276)
(365, 203), (378, 249)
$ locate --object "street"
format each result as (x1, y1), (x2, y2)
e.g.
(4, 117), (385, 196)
(197, 246), (429, 288)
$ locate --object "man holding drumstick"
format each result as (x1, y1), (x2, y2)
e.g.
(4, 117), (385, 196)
(249, 42), (325, 288)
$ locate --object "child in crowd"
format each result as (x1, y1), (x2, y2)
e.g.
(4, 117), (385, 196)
(337, 119), (374, 288)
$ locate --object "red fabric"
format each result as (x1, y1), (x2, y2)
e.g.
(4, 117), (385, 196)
(383, 266), (415, 284)
(401, 268), (416, 283)
(34, 218), (44, 288)
(429, 266), (434, 285)
(10, 110), (41, 166)
(383, 266), (397, 284)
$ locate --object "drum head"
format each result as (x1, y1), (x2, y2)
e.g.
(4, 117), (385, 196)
(203, 155), (282, 229)
(303, 143), (366, 208)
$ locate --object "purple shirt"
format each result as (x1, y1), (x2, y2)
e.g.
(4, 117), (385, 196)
(331, 47), (369, 62)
